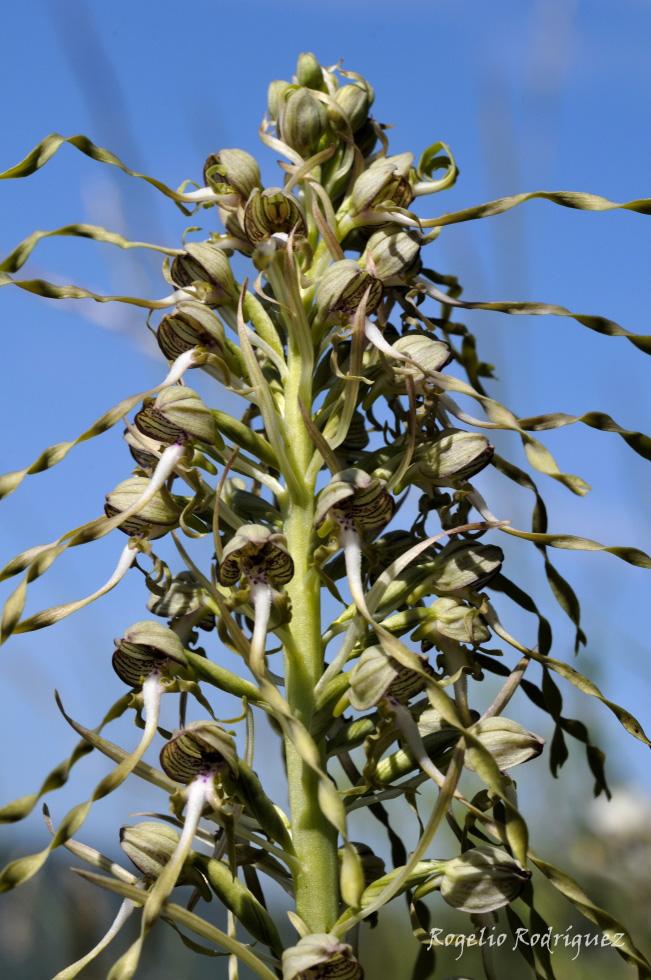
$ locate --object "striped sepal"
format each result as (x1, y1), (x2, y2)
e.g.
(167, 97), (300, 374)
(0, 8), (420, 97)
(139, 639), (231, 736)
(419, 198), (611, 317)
(135, 405), (184, 444)
(160, 722), (238, 784)
(243, 187), (307, 244)
(218, 524), (294, 587)
(112, 641), (165, 687)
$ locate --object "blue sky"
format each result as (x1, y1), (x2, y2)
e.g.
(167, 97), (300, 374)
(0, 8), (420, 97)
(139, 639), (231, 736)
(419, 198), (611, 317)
(0, 0), (650, 869)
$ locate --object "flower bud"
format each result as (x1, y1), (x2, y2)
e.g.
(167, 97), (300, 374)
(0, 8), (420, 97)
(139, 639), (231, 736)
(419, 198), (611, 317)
(203, 149), (261, 200)
(350, 154), (413, 214)
(361, 229), (421, 284)
(147, 571), (214, 630)
(243, 187), (307, 244)
(315, 260), (383, 322)
(350, 644), (432, 710)
(413, 597), (490, 647)
(267, 80), (292, 121)
(280, 88), (328, 157)
(218, 524), (294, 588)
(295, 52), (325, 90)
(423, 541), (504, 597)
(160, 721), (238, 784)
(440, 845), (531, 913)
(156, 303), (226, 362)
(282, 934), (364, 980)
(333, 82), (373, 132)
(104, 477), (181, 539)
(112, 620), (187, 687)
(468, 718), (545, 772)
(355, 119), (378, 159)
(120, 820), (181, 879)
(391, 334), (452, 379)
(135, 386), (218, 447)
(170, 243), (238, 307)
(405, 429), (494, 488)
(315, 468), (394, 540)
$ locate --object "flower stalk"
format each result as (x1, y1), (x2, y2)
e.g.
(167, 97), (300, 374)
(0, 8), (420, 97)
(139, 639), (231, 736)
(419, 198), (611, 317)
(1, 49), (650, 980)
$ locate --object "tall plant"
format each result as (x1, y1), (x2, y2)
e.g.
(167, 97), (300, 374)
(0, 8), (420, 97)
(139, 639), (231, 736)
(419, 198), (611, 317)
(1, 51), (650, 979)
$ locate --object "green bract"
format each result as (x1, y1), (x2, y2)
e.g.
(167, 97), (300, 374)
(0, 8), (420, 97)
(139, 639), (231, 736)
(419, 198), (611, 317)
(1, 48), (650, 980)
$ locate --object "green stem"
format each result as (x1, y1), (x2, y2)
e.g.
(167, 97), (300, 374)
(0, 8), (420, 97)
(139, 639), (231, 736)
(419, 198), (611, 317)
(281, 329), (339, 933)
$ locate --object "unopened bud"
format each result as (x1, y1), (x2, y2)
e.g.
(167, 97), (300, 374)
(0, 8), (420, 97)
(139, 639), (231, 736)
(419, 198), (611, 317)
(405, 429), (494, 489)
(316, 260), (382, 322)
(267, 80), (292, 121)
(296, 52), (325, 90)
(120, 820), (180, 879)
(413, 597), (491, 647)
(281, 88), (328, 157)
(243, 187), (307, 244)
(361, 229), (421, 284)
(419, 541), (504, 598)
(440, 845), (530, 913)
(391, 334), (451, 379)
(104, 477), (181, 539)
(350, 644), (432, 709)
(203, 149), (260, 200)
(135, 386), (219, 447)
(334, 82), (373, 132)
(350, 154), (413, 213)
(170, 243), (238, 307)
(468, 718), (545, 772)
